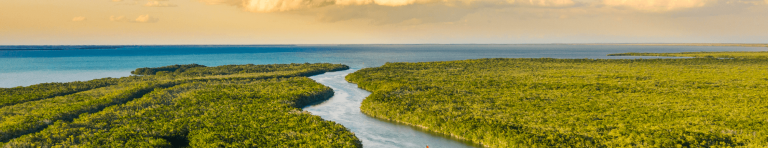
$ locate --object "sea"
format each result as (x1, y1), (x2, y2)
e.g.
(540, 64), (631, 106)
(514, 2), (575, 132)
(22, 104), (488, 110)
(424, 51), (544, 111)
(2, 44), (765, 88)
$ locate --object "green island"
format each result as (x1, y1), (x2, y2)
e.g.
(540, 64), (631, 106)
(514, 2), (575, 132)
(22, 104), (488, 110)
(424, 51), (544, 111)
(586, 43), (768, 48)
(608, 51), (768, 59)
(347, 52), (768, 147)
(0, 63), (362, 147)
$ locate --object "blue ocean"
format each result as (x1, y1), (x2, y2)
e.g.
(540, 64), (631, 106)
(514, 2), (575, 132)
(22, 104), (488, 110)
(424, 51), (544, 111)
(1, 44), (765, 88)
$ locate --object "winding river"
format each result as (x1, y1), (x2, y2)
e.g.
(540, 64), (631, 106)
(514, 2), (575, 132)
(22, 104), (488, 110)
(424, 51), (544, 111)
(304, 69), (480, 148)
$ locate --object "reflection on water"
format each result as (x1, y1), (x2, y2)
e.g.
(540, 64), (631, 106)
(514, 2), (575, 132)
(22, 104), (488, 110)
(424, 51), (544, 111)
(305, 69), (480, 148)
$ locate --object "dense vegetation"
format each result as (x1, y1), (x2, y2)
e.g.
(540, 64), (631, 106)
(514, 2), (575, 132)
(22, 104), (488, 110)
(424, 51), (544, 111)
(131, 64), (207, 75)
(1, 63), (361, 147)
(347, 58), (768, 147)
(0, 76), (169, 108)
(0, 81), (175, 142)
(593, 43), (768, 47)
(0, 79), (118, 108)
(608, 51), (768, 59)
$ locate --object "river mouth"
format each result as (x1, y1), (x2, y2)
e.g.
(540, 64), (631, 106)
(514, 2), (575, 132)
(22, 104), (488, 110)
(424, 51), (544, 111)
(304, 69), (481, 148)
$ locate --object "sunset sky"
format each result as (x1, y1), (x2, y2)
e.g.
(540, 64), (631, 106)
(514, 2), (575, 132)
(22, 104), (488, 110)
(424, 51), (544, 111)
(1, 0), (767, 44)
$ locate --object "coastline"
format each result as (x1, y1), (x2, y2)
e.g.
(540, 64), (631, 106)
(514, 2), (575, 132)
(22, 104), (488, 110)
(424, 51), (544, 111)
(359, 108), (491, 148)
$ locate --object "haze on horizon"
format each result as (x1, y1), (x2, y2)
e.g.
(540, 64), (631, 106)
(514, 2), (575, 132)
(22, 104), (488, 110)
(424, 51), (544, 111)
(1, 0), (767, 45)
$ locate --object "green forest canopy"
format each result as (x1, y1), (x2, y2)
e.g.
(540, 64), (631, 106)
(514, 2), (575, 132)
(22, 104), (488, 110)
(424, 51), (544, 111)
(347, 57), (768, 147)
(1, 63), (361, 147)
(608, 51), (768, 59)
(589, 43), (768, 48)
(131, 64), (207, 75)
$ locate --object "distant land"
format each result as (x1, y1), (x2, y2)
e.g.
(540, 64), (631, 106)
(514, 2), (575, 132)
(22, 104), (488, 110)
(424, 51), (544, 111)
(1, 44), (765, 51)
(0, 45), (298, 50)
(581, 43), (768, 47)
(0, 45), (129, 50)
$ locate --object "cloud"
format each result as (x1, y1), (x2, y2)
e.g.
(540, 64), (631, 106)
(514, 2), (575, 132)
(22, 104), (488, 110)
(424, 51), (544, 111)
(370, 0), (422, 6)
(72, 17), (87, 22)
(729, 0), (768, 5)
(199, 0), (575, 12)
(110, 15), (159, 23)
(508, 0), (575, 7)
(603, 0), (712, 12)
(196, 0), (580, 24)
(197, 0), (765, 24)
(145, 1), (178, 7)
(315, 4), (483, 24)
(134, 15), (160, 23)
(110, 16), (127, 22)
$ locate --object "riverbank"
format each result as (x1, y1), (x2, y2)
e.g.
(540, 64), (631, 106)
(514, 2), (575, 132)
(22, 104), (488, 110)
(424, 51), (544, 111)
(305, 69), (480, 148)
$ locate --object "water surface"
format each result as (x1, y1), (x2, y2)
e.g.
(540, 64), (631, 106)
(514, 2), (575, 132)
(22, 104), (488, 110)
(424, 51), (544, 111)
(2, 44), (765, 87)
(306, 69), (480, 148)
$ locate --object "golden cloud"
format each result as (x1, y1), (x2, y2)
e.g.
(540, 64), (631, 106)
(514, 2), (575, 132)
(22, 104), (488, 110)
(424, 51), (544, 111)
(145, 1), (178, 7)
(730, 0), (768, 5)
(200, 0), (574, 12)
(110, 16), (127, 22)
(110, 15), (159, 23)
(72, 17), (87, 22)
(134, 15), (159, 23)
(604, 0), (711, 12)
(507, 0), (575, 6)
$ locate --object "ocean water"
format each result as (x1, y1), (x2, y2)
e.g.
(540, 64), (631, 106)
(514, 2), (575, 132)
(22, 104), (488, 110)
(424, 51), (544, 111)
(1, 44), (764, 87)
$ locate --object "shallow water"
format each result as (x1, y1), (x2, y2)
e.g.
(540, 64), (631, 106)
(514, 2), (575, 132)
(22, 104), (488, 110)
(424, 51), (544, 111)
(305, 69), (480, 148)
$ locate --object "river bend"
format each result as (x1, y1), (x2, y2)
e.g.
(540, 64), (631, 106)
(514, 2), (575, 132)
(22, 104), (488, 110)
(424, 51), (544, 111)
(304, 69), (478, 148)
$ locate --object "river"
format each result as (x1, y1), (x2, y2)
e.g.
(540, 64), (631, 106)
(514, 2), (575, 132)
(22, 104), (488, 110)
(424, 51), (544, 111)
(305, 69), (481, 148)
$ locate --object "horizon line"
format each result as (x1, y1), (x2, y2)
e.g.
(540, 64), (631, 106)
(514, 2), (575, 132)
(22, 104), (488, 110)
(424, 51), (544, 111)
(1, 43), (767, 46)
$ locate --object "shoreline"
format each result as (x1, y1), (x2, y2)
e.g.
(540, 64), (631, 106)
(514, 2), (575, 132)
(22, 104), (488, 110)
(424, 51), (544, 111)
(578, 43), (768, 47)
(344, 79), (489, 147)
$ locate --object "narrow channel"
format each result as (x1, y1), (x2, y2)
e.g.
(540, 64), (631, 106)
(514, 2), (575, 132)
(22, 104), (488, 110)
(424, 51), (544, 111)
(304, 69), (479, 148)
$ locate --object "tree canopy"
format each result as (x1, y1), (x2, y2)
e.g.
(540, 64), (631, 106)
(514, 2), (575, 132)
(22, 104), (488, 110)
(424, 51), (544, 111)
(348, 57), (768, 147)
(1, 63), (361, 147)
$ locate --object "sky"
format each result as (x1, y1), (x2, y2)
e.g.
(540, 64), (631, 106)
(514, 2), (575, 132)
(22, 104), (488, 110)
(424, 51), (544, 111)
(1, 0), (767, 44)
